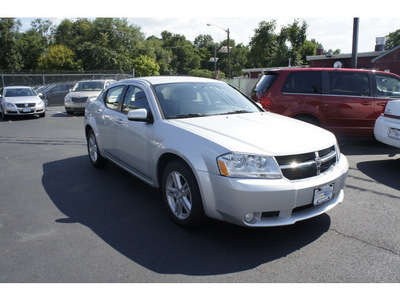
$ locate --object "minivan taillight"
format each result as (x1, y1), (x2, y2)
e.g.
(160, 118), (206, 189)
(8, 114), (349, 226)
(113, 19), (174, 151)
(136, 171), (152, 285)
(260, 96), (274, 110)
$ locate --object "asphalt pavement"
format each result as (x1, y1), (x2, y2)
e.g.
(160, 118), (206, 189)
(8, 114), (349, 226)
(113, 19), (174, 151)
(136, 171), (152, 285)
(0, 106), (399, 284)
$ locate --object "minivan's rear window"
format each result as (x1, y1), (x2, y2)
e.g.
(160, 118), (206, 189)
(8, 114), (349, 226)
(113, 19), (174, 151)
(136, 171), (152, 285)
(282, 71), (322, 94)
(253, 73), (279, 93)
(328, 72), (370, 97)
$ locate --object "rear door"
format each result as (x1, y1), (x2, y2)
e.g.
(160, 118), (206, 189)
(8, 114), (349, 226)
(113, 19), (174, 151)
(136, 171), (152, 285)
(321, 71), (374, 136)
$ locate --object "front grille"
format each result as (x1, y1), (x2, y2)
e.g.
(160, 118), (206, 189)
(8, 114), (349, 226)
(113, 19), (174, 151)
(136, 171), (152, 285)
(71, 97), (88, 103)
(15, 103), (35, 108)
(275, 146), (337, 180)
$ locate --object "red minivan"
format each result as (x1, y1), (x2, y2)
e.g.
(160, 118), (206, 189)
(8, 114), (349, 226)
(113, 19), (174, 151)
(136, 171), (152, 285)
(251, 68), (400, 137)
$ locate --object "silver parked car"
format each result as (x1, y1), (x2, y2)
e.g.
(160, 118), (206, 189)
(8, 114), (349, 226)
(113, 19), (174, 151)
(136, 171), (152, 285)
(84, 76), (349, 227)
(64, 79), (115, 114)
(374, 99), (400, 148)
(1, 86), (46, 120)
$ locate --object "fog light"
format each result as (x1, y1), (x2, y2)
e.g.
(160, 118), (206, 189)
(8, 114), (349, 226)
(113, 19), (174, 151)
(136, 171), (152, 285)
(244, 213), (254, 223)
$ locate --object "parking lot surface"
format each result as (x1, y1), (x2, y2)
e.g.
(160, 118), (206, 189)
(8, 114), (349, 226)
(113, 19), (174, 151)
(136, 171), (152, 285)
(0, 106), (399, 283)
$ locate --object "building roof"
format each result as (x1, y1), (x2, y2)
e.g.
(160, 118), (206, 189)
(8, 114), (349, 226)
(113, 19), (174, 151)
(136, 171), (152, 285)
(371, 45), (400, 63)
(306, 51), (385, 61)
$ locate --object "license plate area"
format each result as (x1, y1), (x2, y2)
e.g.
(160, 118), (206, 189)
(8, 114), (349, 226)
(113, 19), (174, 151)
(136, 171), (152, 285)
(388, 128), (400, 140)
(22, 108), (32, 113)
(313, 182), (334, 206)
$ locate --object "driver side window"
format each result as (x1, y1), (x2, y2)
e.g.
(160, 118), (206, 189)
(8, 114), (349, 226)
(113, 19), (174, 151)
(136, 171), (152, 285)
(122, 86), (150, 113)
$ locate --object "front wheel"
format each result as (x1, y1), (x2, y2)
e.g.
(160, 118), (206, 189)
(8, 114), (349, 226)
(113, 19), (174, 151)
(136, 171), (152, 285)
(161, 160), (205, 228)
(87, 129), (108, 168)
(1, 108), (9, 121)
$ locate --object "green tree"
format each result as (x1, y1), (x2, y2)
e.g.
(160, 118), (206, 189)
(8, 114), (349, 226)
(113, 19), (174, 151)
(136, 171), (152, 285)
(385, 29), (400, 50)
(53, 18), (144, 72)
(37, 45), (83, 71)
(248, 20), (278, 68)
(132, 55), (160, 76)
(0, 18), (23, 71)
(162, 31), (200, 74)
(144, 36), (173, 75)
(19, 28), (47, 71)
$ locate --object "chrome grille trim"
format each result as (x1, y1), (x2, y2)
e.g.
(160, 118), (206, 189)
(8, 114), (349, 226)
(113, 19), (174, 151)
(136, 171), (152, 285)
(275, 146), (337, 180)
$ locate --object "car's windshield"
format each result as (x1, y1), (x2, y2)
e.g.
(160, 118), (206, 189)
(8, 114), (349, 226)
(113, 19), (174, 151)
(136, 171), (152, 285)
(4, 88), (37, 97)
(153, 82), (261, 119)
(72, 81), (104, 92)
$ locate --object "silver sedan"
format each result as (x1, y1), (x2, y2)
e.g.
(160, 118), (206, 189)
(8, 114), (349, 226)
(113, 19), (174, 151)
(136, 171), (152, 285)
(1, 86), (46, 120)
(84, 76), (349, 227)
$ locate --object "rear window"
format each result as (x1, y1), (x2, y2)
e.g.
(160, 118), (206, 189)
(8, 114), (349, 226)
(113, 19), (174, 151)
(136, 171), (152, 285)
(328, 72), (370, 97)
(252, 73), (279, 93)
(282, 71), (322, 94)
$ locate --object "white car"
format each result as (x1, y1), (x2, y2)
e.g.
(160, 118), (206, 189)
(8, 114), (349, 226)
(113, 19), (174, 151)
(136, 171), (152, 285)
(0, 86), (46, 120)
(64, 79), (115, 115)
(84, 76), (349, 228)
(374, 99), (400, 148)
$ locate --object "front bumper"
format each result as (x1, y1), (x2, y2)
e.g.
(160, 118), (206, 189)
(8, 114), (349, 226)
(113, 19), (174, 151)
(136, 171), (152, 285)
(198, 154), (349, 227)
(374, 115), (400, 148)
(3, 105), (45, 116)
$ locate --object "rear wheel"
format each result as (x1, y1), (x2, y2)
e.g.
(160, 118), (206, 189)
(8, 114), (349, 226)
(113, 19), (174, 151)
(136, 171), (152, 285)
(161, 160), (205, 228)
(87, 129), (108, 168)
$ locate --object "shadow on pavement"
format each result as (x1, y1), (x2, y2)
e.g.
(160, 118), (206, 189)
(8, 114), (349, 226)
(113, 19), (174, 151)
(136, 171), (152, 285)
(339, 137), (400, 156)
(42, 155), (331, 276)
(357, 158), (400, 192)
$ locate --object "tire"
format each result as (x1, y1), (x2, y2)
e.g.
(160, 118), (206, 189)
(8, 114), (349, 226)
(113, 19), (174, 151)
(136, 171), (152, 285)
(66, 109), (74, 115)
(87, 129), (108, 168)
(1, 108), (9, 121)
(39, 112), (46, 118)
(294, 115), (319, 126)
(161, 160), (205, 228)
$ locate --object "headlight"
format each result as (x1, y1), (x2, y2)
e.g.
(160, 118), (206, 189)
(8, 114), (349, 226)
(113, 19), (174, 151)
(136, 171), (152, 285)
(6, 102), (15, 108)
(217, 152), (282, 179)
(65, 95), (72, 103)
(87, 96), (98, 102)
(36, 100), (44, 106)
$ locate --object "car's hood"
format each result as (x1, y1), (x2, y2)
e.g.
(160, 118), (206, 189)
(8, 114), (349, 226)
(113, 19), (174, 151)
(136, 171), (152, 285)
(169, 112), (337, 156)
(68, 91), (102, 97)
(385, 99), (400, 116)
(2, 96), (41, 103)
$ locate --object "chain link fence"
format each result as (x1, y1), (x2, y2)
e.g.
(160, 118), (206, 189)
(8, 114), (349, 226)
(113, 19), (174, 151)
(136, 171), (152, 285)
(1, 71), (133, 106)
(223, 77), (259, 97)
(1, 71), (258, 106)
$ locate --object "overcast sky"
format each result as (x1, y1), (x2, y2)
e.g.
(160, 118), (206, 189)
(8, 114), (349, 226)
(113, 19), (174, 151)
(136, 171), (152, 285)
(8, 0), (400, 54)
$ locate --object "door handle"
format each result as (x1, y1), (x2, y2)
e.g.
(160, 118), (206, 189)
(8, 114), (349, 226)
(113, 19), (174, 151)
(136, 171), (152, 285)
(376, 102), (386, 107)
(361, 101), (372, 106)
(116, 119), (124, 124)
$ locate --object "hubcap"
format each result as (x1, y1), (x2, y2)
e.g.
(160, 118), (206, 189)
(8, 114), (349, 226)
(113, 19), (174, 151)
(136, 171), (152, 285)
(89, 134), (98, 162)
(166, 171), (192, 220)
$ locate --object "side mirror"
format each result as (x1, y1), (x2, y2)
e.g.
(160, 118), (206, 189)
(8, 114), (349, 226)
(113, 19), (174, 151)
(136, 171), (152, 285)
(127, 108), (153, 124)
(39, 93), (43, 98)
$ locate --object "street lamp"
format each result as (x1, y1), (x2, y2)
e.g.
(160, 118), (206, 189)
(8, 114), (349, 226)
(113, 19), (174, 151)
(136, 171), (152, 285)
(207, 23), (231, 79)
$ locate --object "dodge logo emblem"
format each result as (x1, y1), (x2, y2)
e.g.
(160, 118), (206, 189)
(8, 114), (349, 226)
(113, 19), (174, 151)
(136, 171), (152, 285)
(314, 153), (322, 175)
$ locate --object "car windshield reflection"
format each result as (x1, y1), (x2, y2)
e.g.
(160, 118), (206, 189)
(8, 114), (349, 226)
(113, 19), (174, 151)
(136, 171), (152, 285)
(153, 82), (260, 119)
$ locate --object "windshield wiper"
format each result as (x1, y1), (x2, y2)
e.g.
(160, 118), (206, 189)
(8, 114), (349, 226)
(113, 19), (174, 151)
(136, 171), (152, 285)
(220, 110), (252, 115)
(174, 113), (209, 119)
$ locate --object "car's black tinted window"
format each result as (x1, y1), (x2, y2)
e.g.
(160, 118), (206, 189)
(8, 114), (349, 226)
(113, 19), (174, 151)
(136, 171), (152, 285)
(328, 72), (371, 97)
(282, 71), (322, 94)
(253, 74), (278, 93)
(122, 86), (150, 113)
(104, 86), (125, 111)
(375, 74), (400, 98)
